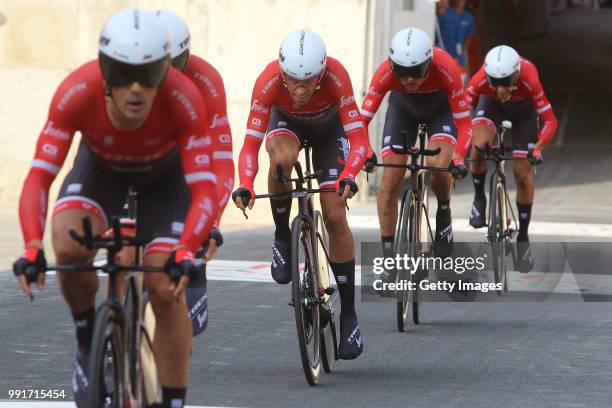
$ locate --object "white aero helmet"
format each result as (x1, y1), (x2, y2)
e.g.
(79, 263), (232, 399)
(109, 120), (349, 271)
(98, 8), (171, 88)
(278, 28), (327, 80)
(389, 27), (433, 78)
(156, 9), (191, 71)
(484, 45), (521, 87)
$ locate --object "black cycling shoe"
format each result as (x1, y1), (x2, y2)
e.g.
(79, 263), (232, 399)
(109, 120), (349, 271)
(516, 238), (534, 273)
(338, 314), (364, 360)
(71, 349), (89, 408)
(469, 195), (487, 229)
(271, 236), (291, 284)
(435, 210), (454, 257)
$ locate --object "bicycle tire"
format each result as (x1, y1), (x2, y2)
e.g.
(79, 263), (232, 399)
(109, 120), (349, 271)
(87, 303), (125, 408)
(489, 176), (506, 296)
(395, 188), (418, 332)
(291, 216), (321, 386)
(497, 183), (509, 292)
(315, 211), (335, 374)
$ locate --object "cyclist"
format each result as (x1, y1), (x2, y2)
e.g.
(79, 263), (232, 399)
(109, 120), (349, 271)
(156, 9), (234, 337)
(465, 45), (558, 272)
(231, 29), (368, 359)
(12, 9), (219, 407)
(360, 27), (471, 273)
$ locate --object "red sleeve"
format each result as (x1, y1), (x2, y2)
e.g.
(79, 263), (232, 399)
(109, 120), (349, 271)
(327, 59), (368, 183)
(360, 60), (393, 127)
(435, 53), (473, 157)
(237, 66), (277, 193)
(187, 57), (234, 227)
(465, 66), (486, 109)
(173, 80), (218, 252)
(522, 62), (558, 146)
(19, 72), (84, 245)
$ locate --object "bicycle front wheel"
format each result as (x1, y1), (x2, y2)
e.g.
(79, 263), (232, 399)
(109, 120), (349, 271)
(87, 303), (126, 408)
(489, 178), (507, 296)
(291, 216), (321, 386)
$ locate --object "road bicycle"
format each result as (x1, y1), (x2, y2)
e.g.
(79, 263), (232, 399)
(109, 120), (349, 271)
(251, 142), (339, 386)
(46, 188), (163, 407)
(375, 124), (451, 331)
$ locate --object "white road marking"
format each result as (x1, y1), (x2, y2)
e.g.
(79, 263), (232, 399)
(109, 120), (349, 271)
(0, 402), (235, 408)
(347, 214), (612, 238)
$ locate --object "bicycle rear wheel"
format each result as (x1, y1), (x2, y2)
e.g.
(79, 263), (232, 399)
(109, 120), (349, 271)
(291, 216), (321, 386)
(87, 303), (125, 408)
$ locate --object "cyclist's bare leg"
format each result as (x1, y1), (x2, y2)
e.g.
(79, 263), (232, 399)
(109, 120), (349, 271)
(320, 192), (354, 262)
(426, 140), (454, 202)
(377, 155), (408, 237)
(469, 125), (495, 174)
(512, 160), (534, 204)
(143, 252), (191, 387)
(266, 135), (300, 197)
(51, 209), (102, 314)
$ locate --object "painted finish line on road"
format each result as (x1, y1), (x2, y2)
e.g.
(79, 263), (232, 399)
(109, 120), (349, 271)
(0, 401), (234, 408)
(347, 215), (612, 238)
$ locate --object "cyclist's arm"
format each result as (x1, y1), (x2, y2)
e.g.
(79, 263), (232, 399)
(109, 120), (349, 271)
(360, 61), (391, 127)
(442, 59), (473, 158)
(237, 73), (274, 195)
(333, 63), (368, 183)
(19, 84), (77, 246)
(526, 64), (558, 147)
(199, 63), (234, 227)
(465, 67), (486, 109)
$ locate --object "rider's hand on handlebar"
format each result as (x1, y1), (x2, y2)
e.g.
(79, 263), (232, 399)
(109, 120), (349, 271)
(364, 150), (377, 173)
(337, 178), (358, 200)
(527, 147), (543, 166)
(165, 248), (197, 298)
(204, 226), (223, 262)
(13, 246), (47, 300)
(449, 156), (468, 180)
(232, 187), (255, 210)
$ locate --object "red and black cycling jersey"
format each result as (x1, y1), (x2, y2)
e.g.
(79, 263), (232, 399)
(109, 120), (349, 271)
(237, 57), (369, 193)
(19, 60), (219, 252)
(183, 55), (234, 227)
(466, 58), (558, 146)
(361, 47), (472, 157)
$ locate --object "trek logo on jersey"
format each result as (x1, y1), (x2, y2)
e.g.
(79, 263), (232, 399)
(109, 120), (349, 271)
(210, 114), (229, 128)
(185, 135), (212, 150)
(43, 121), (71, 140)
(250, 100), (270, 114)
(42, 143), (58, 157)
(438, 67), (453, 83)
(325, 71), (342, 88)
(262, 75), (280, 95)
(57, 82), (87, 111)
(171, 89), (198, 121)
(193, 72), (219, 98)
(340, 95), (355, 108)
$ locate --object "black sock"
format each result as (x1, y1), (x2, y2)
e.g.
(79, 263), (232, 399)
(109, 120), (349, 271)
(157, 386), (186, 408)
(72, 306), (95, 354)
(270, 197), (291, 240)
(517, 202), (532, 242)
(472, 171), (487, 199)
(381, 235), (394, 259)
(437, 199), (451, 217)
(330, 259), (356, 319)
